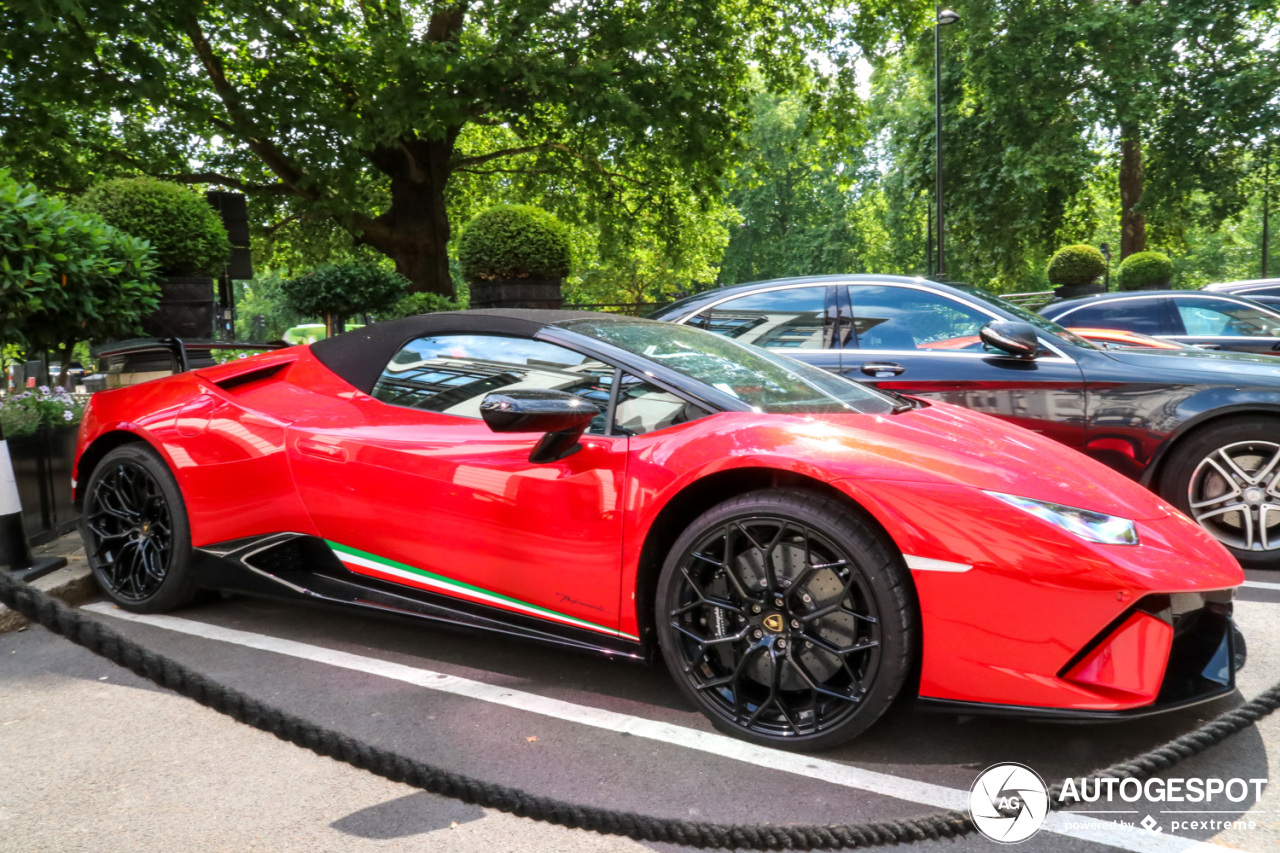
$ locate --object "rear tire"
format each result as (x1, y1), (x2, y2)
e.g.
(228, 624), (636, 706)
(655, 489), (914, 750)
(1160, 417), (1280, 570)
(80, 444), (199, 612)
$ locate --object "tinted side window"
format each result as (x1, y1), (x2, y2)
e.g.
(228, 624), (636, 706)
(371, 334), (613, 432)
(1172, 297), (1280, 336)
(692, 287), (831, 349)
(847, 285), (989, 351)
(1057, 300), (1167, 335)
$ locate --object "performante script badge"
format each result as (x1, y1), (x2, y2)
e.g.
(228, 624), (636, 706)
(762, 613), (784, 632)
(969, 763), (1049, 843)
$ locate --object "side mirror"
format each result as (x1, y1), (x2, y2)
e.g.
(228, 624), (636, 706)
(979, 320), (1041, 359)
(480, 389), (599, 463)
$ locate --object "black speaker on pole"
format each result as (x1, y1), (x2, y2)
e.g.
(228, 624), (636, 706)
(206, 191), (253, 340)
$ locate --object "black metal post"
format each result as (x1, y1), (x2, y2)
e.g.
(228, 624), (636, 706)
(935, 8), (945, 279)
(1263, 152), (1270, 279)
(926, 198), (934, 277)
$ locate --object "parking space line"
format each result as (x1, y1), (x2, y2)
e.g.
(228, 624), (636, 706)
(1242, 580), (1280, 591)
(83, 603), (1239, 853)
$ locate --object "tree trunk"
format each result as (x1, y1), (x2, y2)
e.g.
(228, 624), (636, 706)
(1119, 124), (1146, 259)
(360, 134), (459, 298)
(59, 345), (74, 390)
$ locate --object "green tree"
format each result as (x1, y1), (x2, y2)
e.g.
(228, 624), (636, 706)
(1, 0), (911, 298)
(280, 262), (408, 336)
(863, 0), (1280, 290)
(719, 92), (864, 284)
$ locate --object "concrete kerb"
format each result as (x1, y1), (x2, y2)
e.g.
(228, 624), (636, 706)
(0, 532), (94, 633)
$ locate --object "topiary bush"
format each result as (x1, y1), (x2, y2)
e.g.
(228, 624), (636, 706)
(75, 177), (231, 276)
(1116, 251), (1174, 291)
(0, 169), (160, 351)
(457, 204), (571, 282)
(1046, 244), (1107, 287)
(281, 262), (409, 334)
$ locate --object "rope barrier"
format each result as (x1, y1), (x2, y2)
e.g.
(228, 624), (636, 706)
(2, 569), (1277, 850)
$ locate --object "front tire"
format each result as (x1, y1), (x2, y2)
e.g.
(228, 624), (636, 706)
(80, 444), (199, 612)
(1161, 417), (1280, 570)
(655, 489), (914, 750)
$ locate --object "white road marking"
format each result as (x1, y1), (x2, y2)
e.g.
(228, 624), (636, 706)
(1242, 580), (1280, 591)
(83, 603), (1240, 853)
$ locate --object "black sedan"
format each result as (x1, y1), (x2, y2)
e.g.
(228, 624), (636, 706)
(651, 275), (1280, 569)
(1203, 278), (1280, 309)
(1038, 289), (1280, 355)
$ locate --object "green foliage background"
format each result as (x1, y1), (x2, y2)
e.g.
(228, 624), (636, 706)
(0, 0), (1276, 313)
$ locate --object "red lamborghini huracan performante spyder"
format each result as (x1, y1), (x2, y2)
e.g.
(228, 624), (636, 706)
(74, 310), (1246, 749)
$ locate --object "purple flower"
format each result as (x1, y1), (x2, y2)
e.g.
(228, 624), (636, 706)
(38, 385), (50, 395)
(53, 386), (67, 396)
(62, 410), (73, 421)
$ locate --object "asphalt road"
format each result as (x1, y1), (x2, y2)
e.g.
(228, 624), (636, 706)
(2, 570), (1278, 853)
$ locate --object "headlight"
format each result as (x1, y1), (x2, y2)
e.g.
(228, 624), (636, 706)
(985, 492), (1139, 546)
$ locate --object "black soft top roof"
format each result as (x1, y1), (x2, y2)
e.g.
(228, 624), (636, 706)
(310, 308), (615, 394)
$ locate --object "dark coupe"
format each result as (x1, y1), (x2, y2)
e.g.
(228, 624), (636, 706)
(1039, 289), (1280, 354)
(652, 275), (1280, 569)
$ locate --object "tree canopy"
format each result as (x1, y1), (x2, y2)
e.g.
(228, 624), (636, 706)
(2, 0), (1277, 305)
(0, 0), (912, 298)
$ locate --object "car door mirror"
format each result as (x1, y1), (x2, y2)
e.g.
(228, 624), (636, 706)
(979, 320), (1041, 359)
(480, 389), (599, 463)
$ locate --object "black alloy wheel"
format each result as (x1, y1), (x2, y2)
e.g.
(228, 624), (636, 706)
(656, 490), (914, 750)
(1162, 417), (1280, 570)
(81, 444), (199, 612)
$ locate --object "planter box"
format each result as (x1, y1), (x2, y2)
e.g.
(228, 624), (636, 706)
(144, 275), (216, 339)
(8, 424), (80, 547)
(1052, 281), (1107, 299)
(469, 279), (564, 310)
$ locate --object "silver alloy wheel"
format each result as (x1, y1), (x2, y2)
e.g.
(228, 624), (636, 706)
(1188, 440), (1280, 552)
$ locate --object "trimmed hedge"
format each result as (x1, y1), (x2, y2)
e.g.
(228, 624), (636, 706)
(1116, 251), (1173, 291)
(1046, 244), (1107, 287)
(457, 204), (571, 282)
(281, 262), (409, 321)
(76, 177), (231, 277)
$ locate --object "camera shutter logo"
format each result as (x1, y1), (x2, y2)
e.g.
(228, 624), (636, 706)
(969, 763), (1050, 843)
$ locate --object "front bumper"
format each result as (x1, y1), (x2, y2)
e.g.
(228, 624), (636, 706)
(916, 591), (1244, 720)
(832, 478), (1246, 712)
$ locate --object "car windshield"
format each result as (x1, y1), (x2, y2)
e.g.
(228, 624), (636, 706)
(954, 285), (1101, 350)
(556, 317), (899, 415)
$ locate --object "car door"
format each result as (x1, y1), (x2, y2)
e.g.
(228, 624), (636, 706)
(285, 332), (632, 639)
(1167, 294), (1280, 354)
(683, 284), (844, 373)
(840, 283), (1088, 449)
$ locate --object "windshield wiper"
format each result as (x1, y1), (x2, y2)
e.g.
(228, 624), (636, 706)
(877, 388), (917, 414)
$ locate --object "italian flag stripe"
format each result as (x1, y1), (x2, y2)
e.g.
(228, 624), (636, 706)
(326, 540), (639, 642)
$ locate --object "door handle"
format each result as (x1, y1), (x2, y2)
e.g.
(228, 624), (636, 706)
(860, 362), (906, 377)
(297, 438), (348, 462)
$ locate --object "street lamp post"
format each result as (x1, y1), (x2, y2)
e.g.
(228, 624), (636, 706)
(935, 7), (960, 279)
(1100, 242), (1112, 290)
